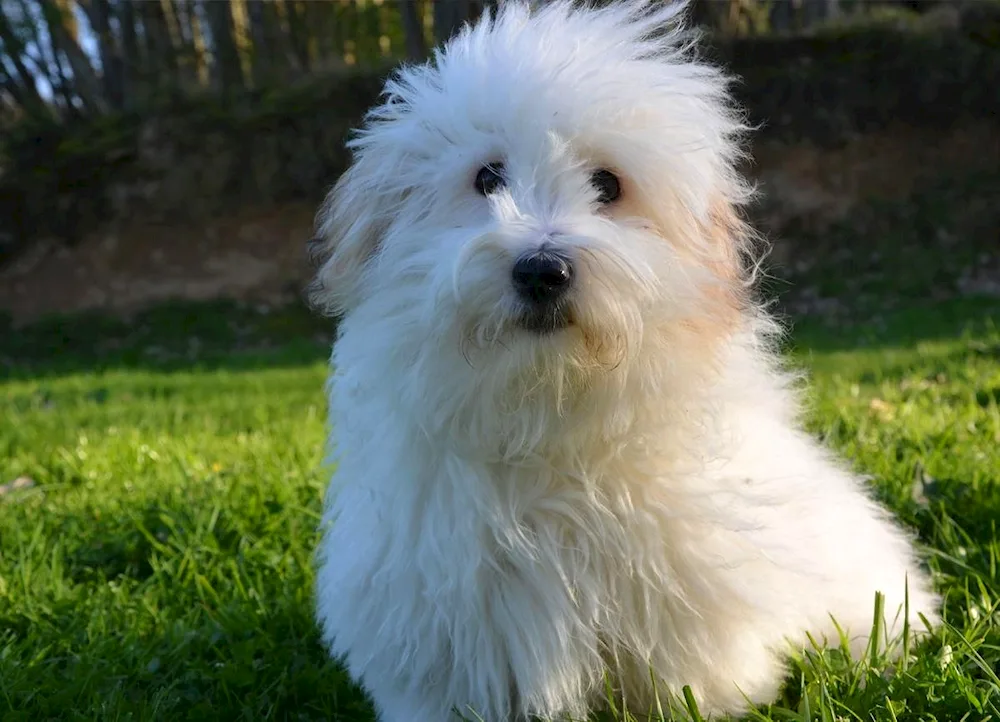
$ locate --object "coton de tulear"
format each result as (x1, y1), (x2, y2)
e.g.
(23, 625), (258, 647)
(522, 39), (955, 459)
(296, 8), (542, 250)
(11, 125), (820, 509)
(309, 1), (940, 720)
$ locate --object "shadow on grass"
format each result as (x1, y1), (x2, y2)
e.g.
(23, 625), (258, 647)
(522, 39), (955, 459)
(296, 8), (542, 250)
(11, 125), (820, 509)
(782, 296), (1000, 357)
(0, 580), (367, 721)
(0, 455), (369, 720)
(4, 293), (1000, 385)
(1, 299), (335, 382)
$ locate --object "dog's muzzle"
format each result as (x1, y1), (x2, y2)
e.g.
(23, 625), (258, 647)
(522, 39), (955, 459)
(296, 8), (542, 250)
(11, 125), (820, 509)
(511, 246), (574, 333)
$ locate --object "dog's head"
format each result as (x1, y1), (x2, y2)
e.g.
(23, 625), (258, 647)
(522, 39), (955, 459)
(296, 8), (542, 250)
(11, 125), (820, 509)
(311, 0), (759, 450)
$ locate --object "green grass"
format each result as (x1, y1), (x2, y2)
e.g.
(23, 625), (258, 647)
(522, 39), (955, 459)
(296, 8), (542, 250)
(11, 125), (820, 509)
(2, 299), (998, 722)
(3, 167), (1000, 720)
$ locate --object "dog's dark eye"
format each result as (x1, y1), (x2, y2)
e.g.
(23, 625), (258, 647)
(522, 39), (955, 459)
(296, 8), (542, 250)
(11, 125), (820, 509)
(590, 169), (621, 204)
(475, 163), (506, 196)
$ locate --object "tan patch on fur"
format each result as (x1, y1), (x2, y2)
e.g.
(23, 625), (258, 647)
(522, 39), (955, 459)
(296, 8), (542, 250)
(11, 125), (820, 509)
(577, 321), (627, 372)
(678, 199), (746, 365)
(613, 183), (746, 366)
(705, 199), (747, 283)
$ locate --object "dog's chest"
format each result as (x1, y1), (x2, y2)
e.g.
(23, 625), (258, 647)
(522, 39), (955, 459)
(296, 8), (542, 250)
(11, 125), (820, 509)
(446, 468), (689, 708)
(472, 464), (673, 619)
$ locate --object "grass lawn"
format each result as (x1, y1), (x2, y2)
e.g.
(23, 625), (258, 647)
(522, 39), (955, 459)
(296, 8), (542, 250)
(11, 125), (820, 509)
(2, 174), (999, 720)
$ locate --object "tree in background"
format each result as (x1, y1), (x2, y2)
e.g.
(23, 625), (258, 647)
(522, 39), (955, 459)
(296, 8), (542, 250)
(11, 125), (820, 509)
(0, 0), (951, 128)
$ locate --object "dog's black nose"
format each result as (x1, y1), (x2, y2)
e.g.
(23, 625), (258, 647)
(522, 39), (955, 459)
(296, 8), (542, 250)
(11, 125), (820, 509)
(511, 249), (574, 305)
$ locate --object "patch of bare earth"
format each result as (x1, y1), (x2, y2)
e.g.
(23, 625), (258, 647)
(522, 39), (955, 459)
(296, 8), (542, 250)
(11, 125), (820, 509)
(1, 122), (997, 326)
(752, 121), (1000, 240)
(0, 203), (317, 325)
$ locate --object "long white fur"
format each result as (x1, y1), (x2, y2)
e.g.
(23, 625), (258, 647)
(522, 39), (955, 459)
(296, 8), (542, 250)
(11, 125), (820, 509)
(310, 1), (940, 720)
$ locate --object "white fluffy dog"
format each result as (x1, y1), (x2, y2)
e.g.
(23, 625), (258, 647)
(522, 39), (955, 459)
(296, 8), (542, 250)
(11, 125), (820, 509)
(310, 1), (940, 719)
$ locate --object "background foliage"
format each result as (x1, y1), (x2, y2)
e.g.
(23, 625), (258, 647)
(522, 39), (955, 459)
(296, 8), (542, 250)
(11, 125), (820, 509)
(0, 0), (956, 126)
(2, 0), (997, 260)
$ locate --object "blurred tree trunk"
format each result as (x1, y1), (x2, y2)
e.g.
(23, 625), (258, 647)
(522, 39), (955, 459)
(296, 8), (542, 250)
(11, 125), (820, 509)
(263, 0), (295, 78)
(117, 0), (142, 106)
(247, 0), (300, 83)
(16, 0), (68, 109)
(0, 65), (40, 117)
(0, 64), (34, 113)
(16, 1), (48, 63)
(0, 8), (48, 116)
(140, 0), (180, 97)
(284, 0), (312, 72)
(13, 0), (55, 83)
(204, 0), (244, 92)
(46, 10), (74, 111)
(246, 0), (272, 86)
(306, 0), (338, 64)
(39, 0), (107, 113)
(801, 0), (840, 27)
(770, 0), (842, 33)
(434, 0), (469, 42)
(400, 0), (427, 59)
(164, 0), (201, 90)
(353, 0), (380, 64)
(689, 0), (732, 32)
(80, 0), (126, 109)
(769, 0), (794, 33)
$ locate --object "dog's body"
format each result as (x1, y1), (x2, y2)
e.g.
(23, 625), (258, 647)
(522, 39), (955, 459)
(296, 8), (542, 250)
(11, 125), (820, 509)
(311, 2), (939, 720)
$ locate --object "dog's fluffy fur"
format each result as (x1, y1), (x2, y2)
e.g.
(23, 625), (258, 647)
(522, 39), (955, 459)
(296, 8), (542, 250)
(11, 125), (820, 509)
(310, 1), (940, 719)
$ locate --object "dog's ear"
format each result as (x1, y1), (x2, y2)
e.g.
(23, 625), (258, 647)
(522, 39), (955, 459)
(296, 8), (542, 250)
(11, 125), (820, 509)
(696, 197), (756, 325)
(706, 199), (748, 283)
(307, 163), (388, 317)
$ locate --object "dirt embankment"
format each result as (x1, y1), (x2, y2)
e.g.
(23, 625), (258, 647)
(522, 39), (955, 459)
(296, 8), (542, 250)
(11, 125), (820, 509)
(2, 120), (997, 326)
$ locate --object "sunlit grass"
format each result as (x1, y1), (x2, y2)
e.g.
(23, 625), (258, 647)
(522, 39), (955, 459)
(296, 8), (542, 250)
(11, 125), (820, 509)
(2, 293), (998, 720)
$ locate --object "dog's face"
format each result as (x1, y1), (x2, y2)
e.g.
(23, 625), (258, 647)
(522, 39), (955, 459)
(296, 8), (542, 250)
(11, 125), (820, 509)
(311, 1), (754, 443)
